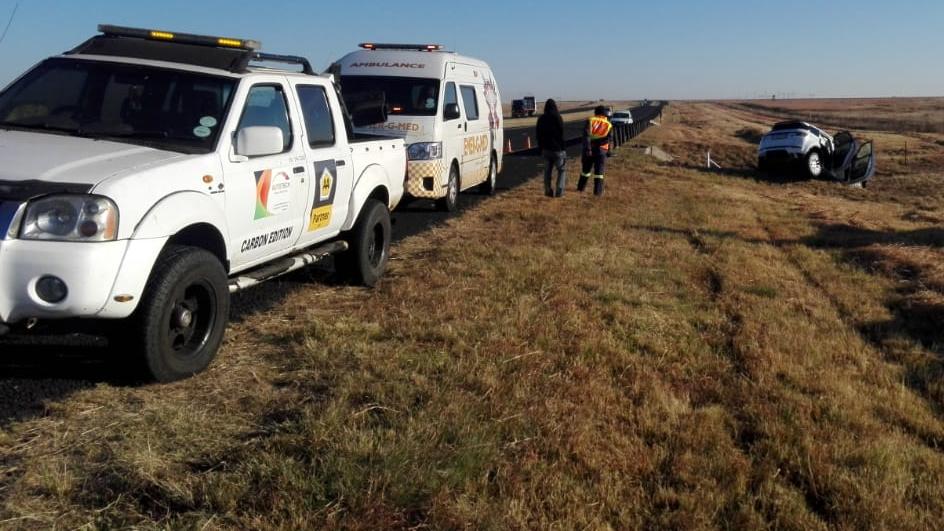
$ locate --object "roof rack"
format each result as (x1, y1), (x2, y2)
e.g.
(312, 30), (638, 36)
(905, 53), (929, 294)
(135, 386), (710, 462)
(247, 52), (315, 75)
(359, 42), (443, 52)
(67, 24), (315, 75)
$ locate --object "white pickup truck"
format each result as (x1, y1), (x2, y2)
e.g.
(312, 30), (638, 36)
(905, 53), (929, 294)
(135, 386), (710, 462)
(0, 26), (405, 381)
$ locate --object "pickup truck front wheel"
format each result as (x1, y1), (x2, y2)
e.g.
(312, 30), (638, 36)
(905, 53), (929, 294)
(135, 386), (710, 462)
(124, 245), (230, 382)
(338, 199), (391, 287)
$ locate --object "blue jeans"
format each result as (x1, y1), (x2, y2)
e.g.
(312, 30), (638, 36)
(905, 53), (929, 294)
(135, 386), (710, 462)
(543, 150), (567, 196)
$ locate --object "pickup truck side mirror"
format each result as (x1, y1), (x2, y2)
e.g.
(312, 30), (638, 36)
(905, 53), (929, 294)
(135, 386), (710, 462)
(444, 103), (461, 121)
(235, 126), (284, 158)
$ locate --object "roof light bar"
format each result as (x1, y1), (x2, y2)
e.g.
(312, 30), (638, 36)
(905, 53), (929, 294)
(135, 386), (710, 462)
(98, 24), (261, 51)
(358, 43), (444, 52)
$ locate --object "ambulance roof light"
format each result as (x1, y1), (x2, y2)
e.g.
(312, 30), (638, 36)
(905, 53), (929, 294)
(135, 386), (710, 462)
(358, 43), (444, 52)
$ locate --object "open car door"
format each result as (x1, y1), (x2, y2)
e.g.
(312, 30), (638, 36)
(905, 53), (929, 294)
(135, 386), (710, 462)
(848, 141), (876, 185)
(828, 131), (875, 185)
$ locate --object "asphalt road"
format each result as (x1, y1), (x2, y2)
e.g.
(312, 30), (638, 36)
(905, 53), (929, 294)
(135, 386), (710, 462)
(503, 104), (663, 152)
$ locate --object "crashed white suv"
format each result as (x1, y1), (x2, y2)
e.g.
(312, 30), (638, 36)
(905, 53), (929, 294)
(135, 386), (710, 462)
(758, 121), (875, 184)
(758, 121), (834, 177)
(0, 26), (406, 381)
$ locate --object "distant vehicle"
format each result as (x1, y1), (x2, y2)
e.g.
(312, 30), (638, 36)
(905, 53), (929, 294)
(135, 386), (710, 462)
(0, 26), (406, 381)
(511, 96), (536, 118)
(334, 43), (503, 212)
(610, 110), (633, 125)
(758, 121), (875, 184)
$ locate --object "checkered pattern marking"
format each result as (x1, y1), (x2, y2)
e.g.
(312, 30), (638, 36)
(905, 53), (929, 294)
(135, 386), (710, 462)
(406, 160), (447, 198)
(461, 164), (490, 190)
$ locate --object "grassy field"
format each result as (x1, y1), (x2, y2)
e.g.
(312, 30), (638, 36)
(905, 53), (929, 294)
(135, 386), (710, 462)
(2, 100), (944, 529)
(722, 97), (944, 134)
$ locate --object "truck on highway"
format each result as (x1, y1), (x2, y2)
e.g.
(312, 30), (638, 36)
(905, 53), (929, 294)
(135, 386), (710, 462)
(332, 43), (503, 211)
(511, 96), (536, 118)
(0, 25), (406, 381)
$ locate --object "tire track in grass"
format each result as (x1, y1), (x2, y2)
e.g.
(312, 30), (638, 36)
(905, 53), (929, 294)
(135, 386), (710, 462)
(752, 209), (944, 451)
(680, 200), (841, 527)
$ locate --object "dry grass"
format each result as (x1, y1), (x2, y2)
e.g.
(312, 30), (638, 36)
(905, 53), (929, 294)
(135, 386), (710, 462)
(724, 97), (944, 134)
(2, 100), (944, 529)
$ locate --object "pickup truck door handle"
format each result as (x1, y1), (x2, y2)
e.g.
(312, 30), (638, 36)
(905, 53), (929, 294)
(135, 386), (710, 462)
(335, 160), (346, 167)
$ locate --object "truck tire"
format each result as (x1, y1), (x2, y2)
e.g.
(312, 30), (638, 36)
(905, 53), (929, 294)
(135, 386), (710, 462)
(805, 150), (824, 179)
(479, 154), (497, 195)
(338, 199), (391, 287)
(126, 245), (230, 382)
(437, 164), (460, 212)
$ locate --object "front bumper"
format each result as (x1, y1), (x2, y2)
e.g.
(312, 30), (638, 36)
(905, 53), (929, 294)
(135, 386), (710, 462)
(0, 239), (130, 324)
(405, 159), (447, 199)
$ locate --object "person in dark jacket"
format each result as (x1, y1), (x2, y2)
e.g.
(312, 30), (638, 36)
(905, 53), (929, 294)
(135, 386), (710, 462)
(536, 99), (567, 197)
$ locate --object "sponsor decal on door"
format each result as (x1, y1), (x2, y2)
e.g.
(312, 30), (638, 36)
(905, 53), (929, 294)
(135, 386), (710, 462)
(308, 160), (338, 231)
(254, 168), (292, 220)
(464, 134), (489, 156)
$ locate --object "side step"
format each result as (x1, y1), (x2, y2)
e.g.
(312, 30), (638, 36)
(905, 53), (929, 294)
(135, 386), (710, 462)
(228, 240), (349, 293)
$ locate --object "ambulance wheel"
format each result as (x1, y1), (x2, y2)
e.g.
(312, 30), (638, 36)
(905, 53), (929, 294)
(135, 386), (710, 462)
(124, 245), (230, 382)
(338, 199), (391, 287)
(437, 164), (460, 212)
(479, 154), (497, 195)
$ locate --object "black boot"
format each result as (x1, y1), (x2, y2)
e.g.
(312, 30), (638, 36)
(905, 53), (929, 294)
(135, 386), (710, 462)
(593, 178), (604, 196)
(577, 175), (589, 192)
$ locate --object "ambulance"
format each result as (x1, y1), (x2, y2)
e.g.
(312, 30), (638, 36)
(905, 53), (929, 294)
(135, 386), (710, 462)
(333, 43), (503, 211)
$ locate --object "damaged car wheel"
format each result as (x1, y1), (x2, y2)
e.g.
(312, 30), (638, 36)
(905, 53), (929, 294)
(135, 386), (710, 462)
(805, 150), (824, 179)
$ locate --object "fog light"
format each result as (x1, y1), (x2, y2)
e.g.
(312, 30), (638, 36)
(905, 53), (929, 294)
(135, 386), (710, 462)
(36, 276), (68, 303)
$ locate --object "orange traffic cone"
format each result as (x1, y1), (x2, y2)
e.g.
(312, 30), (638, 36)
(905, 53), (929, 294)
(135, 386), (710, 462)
(526, 136), (532, 150)
(506, 137), (513, 153)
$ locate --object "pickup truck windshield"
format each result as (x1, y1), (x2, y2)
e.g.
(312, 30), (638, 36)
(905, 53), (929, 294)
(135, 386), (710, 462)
(0, 58), (237, 154)
(341, 76), (439, 117)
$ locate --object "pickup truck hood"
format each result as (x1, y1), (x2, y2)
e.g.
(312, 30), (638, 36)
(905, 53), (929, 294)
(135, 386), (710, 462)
(0, 130), (183, 199)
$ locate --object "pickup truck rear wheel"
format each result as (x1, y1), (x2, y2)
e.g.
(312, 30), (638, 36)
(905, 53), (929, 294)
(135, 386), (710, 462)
(338, 199), (391, 287)
(479, 154), (498, 195)
(125, 245), (230, 382)
(437, 165), (459, 212)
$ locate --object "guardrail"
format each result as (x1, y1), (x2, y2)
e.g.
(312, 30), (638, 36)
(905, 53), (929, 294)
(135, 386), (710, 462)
(506, 103), (664, 157)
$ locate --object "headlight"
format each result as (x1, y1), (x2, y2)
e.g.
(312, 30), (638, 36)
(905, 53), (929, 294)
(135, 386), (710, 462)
(20, 195), (119, 242)
(407, 142), (442, 161)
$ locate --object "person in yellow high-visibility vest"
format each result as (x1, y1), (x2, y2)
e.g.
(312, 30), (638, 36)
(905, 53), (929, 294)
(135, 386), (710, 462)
(577, 105), (613, 196)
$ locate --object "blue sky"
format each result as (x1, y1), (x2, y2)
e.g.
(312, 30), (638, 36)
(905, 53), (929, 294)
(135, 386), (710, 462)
(0, 0), (940, 101)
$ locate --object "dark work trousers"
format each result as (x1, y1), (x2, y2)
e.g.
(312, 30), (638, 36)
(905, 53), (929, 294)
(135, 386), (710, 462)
(578, 150), (607, 196)
(542, 149), (567, 197)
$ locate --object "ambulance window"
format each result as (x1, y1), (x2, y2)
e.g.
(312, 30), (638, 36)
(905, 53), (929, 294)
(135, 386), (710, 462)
(460, 85), (479, 121)
(238, 84), (293, 152)
(443, 82), (458, 113)
(297, 85), (335, 147)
